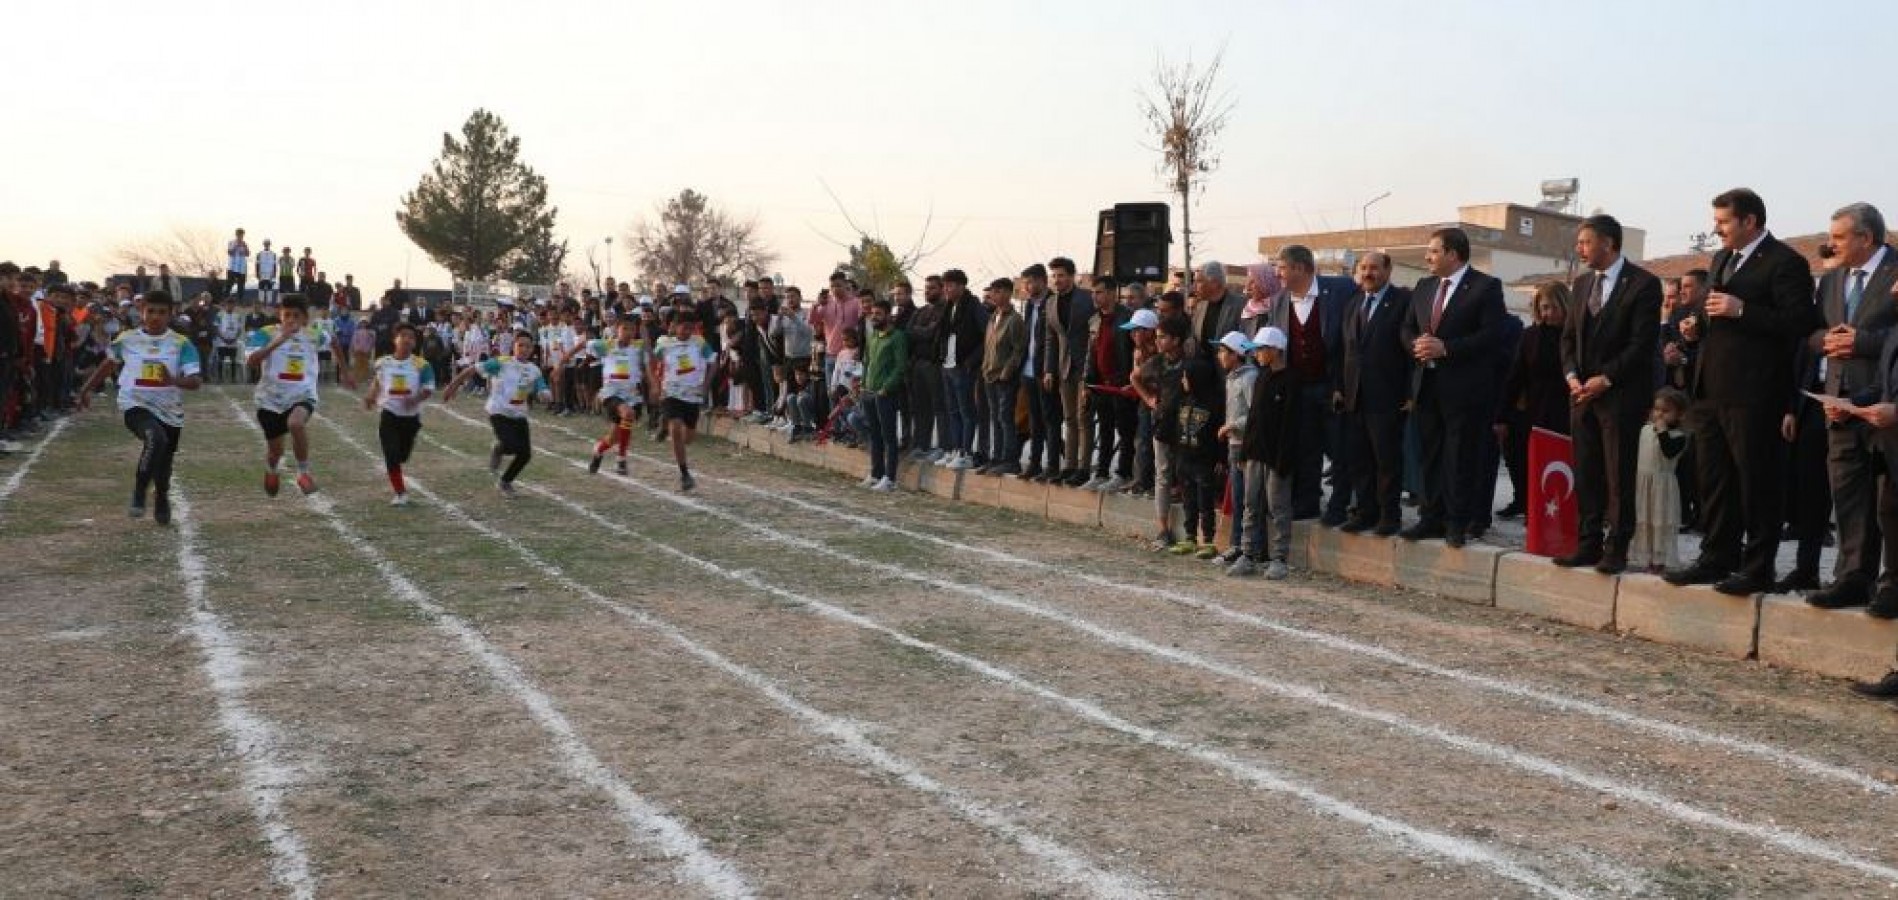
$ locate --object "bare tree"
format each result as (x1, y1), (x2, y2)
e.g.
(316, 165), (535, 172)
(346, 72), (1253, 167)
(627, 189), (779, 288)
(1139, 46), (1233, 289)
(111, 224), (227, 278)
(808, 178), (960, 286)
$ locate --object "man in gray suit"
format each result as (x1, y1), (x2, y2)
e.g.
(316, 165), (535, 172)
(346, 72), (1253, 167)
(1812, 203), (1898, 613)
(1189, 260), (1246, 349)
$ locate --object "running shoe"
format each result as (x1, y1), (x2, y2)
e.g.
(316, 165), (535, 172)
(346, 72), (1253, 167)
(1167, 540), (1199, 556)
(497, 479), (518, 498)
(153, 492), (171, 526)
(296, 473), (318, 495)
(1194, 545), (1219, 560)
(615, 459), (629, 476)
(263, 470), (281, 497)
(871, 477), (896, 492)
(391, 493), (409, 507)
(589, 452), (604, 474)
(680, 471), (696, 492)
(1265, 560), (1290, 580)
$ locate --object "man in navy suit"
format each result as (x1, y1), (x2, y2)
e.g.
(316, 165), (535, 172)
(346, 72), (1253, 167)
(1399, 227), (1511, 548)
(1667, 188), (1821, 595)
(1337, 251), (1413, 535)
(1265, 245), (1355, 522)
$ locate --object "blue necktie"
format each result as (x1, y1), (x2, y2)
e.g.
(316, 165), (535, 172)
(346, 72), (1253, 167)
(1846, 269), (1868, 324)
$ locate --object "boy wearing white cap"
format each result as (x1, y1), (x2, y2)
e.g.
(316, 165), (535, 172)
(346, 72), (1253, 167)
(1240, 326), (1297, 579)
(1213, 330), (1262, 574)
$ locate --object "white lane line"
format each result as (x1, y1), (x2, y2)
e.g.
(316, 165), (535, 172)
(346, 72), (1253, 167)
(534, 413), (1894, 798)
(223, 399), (753, 900)
(442, 405), (1898, 885)
(311, 421), (1155, 899)
(0, 416), (72, 516)
(408, 425), (1589, 899)
(172, 487), (319, 900)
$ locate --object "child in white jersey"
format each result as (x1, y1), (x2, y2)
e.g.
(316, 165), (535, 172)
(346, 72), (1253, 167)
(78, 290), (203, 525)
(244, 294), (326, 496)
(567, 318), (646, 476)
(362, 324), (436, 506)
(655, 311), (712, 491)
(442, 330), (551, 497)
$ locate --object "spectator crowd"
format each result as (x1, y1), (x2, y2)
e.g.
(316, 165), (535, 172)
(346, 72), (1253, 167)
(13, 189), (1898, 698)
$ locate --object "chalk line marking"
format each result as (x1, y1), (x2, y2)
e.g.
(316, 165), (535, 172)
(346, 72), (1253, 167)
(224, 397), (753, 900)
(173, 487), (319, 899)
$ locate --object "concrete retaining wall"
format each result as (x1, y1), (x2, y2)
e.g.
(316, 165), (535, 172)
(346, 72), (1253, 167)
(709, 419), (1898, 682)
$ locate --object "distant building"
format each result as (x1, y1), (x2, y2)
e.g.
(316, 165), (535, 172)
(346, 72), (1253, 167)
(1258, 201), (1647, 314)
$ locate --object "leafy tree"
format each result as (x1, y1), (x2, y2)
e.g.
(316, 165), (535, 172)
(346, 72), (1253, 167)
(502, 217), (569, 285)
(397, 109), (558, 281)
(834, 236), (905, 294)
(627, 189), (778, 287)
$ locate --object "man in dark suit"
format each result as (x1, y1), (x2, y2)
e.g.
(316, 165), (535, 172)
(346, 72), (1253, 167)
(1265, 245), (1355, 522)
(1554, 214), (1663, 574)
(1337, 251), (1413, 536)
(1810, 203), (1898, 612)
(1399, 227), (1510, 548)
(1667, 188), (1822, 595)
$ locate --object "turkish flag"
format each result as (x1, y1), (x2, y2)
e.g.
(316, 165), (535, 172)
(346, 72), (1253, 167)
(1526, 428), (1578, 558)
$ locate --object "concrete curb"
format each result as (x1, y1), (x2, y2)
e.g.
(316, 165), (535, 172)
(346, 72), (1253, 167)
(709, 419), (1898, 682)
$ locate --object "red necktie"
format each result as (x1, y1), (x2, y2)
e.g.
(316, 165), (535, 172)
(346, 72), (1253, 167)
(1429, 279), (1451, 332)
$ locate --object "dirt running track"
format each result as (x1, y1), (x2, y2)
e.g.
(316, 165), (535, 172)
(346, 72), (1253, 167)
(5, 384), (1898, 898)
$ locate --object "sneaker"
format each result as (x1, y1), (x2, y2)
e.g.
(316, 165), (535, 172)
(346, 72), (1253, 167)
(1265, 560), (1290, 580)
(615, 459), (629, 476)
(589, 453), (604, 474)
(296, 473), (318, 495)
(391, 493), (410, 507)
(1147, 534), (1177, 553)
(1098, 476), (1128, 493)
(497, 479), (517, 498)
(1226, 557), (1259, 577)
(153, 492), (171, 526)
(1079, 476), (1106, 491)
(680, 472), (696, 492)
(946, 453), (974, 471)
(1168, 540), (1199, 556)
(0, 439), (18, 454)
(925, 449), (946, 463)
(1216, 547), (1243, 564)
(871, 477), (896, 493)
(128, 498), (146, 519)
(860, 475), (880, 488)
(1194, 545), (1219, 560)
(263, 471), (281, 497)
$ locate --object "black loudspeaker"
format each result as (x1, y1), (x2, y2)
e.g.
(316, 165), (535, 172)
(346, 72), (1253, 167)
(1093, 203), (1172, 282)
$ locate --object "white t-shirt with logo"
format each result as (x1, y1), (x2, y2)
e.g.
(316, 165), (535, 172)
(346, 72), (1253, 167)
(111, 329), (201, 426)
(246, 324), (323, 412)
(374, 354), (436, 417)
(480, 356), (549, 419)
(655, 335), (710, 403)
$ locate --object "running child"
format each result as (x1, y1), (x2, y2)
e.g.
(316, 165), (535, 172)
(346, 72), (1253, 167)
(244, 294), (327, 496)
(571, 317), (647, 476)
(441, 329), (552, 497)
(654, 310), (712, 491)
(77, 289), (203, 525)
(362, 323), (436, 506)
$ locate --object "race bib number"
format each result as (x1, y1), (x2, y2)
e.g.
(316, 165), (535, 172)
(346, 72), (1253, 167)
(389, 373), (411, 396)
(609, 361), (631, 381)
(279, 354), (307, 381)
(675, 354), (696, 375)
(509, 379), (530, 406)
(136, 361), (168, 387)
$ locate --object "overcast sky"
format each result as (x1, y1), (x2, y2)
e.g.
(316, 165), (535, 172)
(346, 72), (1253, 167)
(5, 0), (1883, 291)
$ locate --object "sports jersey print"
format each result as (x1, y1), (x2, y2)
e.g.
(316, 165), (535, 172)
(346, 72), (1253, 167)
(375, 354), (436, 417)
(247, 324), (324, 413)
(591, 338), (647, 403)
(480, 356), (549, 419)
(655, 335), (710, 404)
(111, 329), (201, 426)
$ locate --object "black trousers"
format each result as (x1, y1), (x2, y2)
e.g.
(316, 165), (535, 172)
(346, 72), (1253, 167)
(1345, 408), (1405, 525)
(1572, 397), (1644, 552)
(1090, 391), (1137, 478)
(1784, 403), (1831, 576)
(224, 270), (246, 301)
(124, 408), (182, 498)
(488, 414), (533, 483)
(379, 411), (422, 470)
(908, 360), (939, 451)
(1289, 382), (1329, 518)
(1415, 381), (1486, 530)
(1688, 401), (1785, 577)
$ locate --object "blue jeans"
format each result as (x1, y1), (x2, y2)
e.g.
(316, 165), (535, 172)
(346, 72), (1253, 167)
(986, 379), (1020, 468)
(864, 392), (900, 479)
(941, 367), (976, 454)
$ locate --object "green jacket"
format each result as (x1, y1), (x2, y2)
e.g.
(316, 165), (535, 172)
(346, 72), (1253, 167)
(863, 325), (908, 396)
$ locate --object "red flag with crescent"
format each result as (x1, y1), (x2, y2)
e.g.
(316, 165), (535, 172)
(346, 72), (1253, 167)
(1527, 427), (1577, 558)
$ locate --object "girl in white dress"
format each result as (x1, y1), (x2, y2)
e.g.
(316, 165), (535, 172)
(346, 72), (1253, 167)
(1630, 388), (1689, 573)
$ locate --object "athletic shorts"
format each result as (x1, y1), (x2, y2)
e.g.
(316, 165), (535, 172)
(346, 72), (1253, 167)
(257, 400), (316, 440)
(602, 396), (642, 422)
(662, 398), (700, 430)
